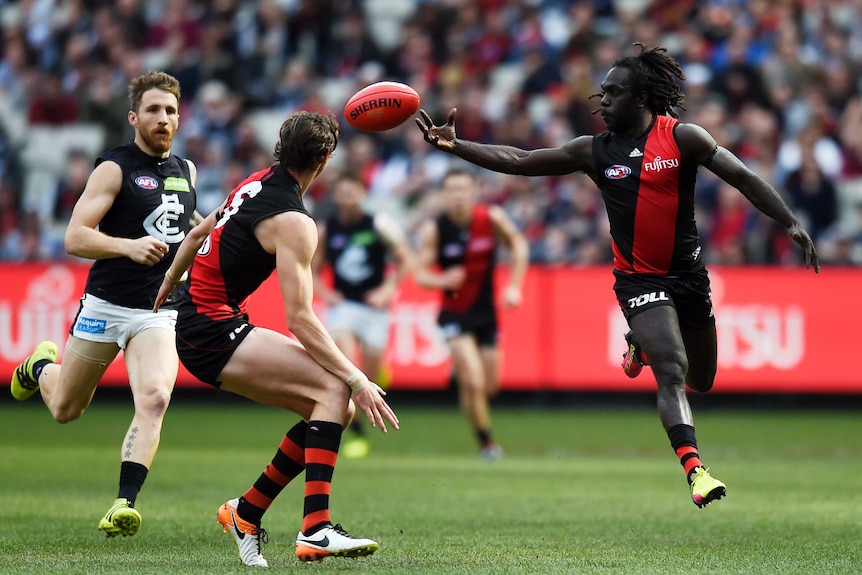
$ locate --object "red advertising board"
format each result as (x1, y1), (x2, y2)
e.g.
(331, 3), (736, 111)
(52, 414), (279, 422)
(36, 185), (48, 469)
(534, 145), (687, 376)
(0, 263), (858, 393)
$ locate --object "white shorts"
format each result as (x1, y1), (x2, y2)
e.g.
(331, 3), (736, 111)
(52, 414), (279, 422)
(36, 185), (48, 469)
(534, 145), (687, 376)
(71, 293), (177, 349)
(326, 300), (390, 351)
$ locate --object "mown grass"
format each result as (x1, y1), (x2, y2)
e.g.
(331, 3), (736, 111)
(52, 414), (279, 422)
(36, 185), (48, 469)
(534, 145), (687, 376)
(1, 394), (860, 574)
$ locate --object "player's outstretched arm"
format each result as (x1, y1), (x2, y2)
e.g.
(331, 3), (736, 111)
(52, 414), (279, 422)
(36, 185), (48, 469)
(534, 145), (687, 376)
(416, 108), (592, 176)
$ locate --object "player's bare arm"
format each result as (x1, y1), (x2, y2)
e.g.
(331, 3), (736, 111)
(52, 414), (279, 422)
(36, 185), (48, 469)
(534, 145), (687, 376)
(413, 218), (465, 290)
(489, 205), (528, 308)
(679, 122), (820, 273)
(153, 208), (219, 312)
(65, 161), (168, 264)
(260, 211), (398, 432)
(416, 108), (593, 176)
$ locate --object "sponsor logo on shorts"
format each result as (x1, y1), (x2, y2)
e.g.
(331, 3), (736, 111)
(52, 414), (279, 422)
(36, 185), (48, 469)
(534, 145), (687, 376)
(75, 316), (107, 334)
(440, 323), (461, 340)
(627, 291), (669, 308)
(228, 323), (249, 341)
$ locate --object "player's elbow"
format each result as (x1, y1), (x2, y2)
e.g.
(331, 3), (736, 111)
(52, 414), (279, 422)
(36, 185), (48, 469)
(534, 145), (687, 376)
(64, 228), (86, 257)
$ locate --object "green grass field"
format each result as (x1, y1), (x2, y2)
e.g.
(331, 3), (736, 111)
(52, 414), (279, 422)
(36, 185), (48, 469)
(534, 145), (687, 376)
(1, 395), (860, 574)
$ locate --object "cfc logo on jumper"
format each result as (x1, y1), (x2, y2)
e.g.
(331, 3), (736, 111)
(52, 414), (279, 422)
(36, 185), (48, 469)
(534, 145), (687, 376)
(144, 193), (186, 244)
(628, 291), (669, 308)
(643, 155), (680, 172)
(604, 165), (631, 179)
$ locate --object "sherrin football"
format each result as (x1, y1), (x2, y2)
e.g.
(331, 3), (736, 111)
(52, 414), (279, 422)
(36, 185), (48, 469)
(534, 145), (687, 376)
(344, 81), (421, 132)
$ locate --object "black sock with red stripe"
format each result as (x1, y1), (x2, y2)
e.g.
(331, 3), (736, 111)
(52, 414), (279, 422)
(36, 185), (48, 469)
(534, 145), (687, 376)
(667, 424), (703, 485)
(237, 420), (307, 524)
(301, 420), (343, 535)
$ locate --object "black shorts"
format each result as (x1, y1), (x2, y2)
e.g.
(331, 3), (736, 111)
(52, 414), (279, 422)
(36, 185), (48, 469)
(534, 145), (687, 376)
(613, 267), (715, 330)
(438, 310), (498, 347)
(176, 311), (255, 387)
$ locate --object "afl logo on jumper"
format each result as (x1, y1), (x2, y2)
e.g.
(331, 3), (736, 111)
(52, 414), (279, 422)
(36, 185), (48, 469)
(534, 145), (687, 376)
(135, 176), (159, 190)
(605, 165), (631, 180)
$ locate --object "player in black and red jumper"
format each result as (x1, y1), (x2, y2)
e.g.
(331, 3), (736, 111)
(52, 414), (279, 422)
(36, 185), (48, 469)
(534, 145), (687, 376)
(415, 168), (528, 461)
(154, 111), (398, 567)
(416, 43), (819, 508)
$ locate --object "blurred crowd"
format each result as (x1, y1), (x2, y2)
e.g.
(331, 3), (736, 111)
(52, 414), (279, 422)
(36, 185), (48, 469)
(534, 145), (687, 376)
(1, 0), (862, 265)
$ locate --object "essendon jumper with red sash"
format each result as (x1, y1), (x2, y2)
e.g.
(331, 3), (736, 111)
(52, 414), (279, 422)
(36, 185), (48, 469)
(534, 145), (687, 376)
(592, 115), (704, 276)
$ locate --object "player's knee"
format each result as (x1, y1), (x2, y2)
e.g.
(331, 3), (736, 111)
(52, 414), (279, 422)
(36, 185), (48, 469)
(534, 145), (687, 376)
(134, 386), (172, 419)
(651, 353), (688, 387)
(687, 371), (715, 393)
(51, 402), (85, 424)
(344, 400), (357, 427)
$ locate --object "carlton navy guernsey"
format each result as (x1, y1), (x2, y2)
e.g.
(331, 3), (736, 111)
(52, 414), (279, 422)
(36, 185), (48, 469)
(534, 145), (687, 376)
(325, 213), (386, 303)
(181, 164), (308, 322)
(436, 204), (496, 316)
(592, 115), (703, 276)
(84, 142), (196, 309)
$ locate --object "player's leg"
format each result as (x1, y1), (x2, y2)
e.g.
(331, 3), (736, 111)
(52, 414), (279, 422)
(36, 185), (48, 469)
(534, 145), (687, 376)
(218, 418), (310, 568)
(217, 327), (379, 563)
(681, 324), (717, 392)
(36, 337), (119, 423)
(678, 269), (719, 393)
(96, 325), (177, 538)
(477, 345), (504, 460)
(448, 333), (497, 458)
(630, 305), (725, 507)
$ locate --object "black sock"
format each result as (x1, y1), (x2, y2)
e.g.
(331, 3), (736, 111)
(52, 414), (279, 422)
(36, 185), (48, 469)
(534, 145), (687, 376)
(667, 424), (703, 483)
(477, 429), (492, 446)
(301, 421), (343, 535)
(118, 461), (149, 504)
(32, 359), (52, 380)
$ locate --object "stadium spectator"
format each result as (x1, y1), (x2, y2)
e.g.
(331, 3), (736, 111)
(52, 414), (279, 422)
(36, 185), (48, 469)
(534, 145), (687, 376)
(414, 168), (528, 460)
(27, 69), (78, 125)
(10, 72), (198, 539)
(153, 111), (398, 567)
(0, 0), (860, 267)
(415, 44), (820, 506)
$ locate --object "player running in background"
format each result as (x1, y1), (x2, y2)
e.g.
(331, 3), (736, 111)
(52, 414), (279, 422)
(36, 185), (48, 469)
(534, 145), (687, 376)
(10, 71), (198, 536)
(154, 111), (398, 568)
(416, 44), (819, 505)
(414, 168), (528, 461)
(312, 172), (415, 458)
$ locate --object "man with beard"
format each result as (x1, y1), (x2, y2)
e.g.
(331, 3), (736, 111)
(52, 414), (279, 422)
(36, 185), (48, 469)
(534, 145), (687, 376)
(11, 71), (198, 537)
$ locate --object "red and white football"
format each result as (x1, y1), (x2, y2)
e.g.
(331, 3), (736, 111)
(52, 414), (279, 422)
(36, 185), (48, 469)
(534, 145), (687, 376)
(344, 81), (421, 132)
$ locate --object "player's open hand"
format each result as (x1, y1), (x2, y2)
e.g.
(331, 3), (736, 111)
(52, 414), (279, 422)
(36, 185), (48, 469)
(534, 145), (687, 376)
(502, 284), (522, 309)
(153, 271), (185, 312)
(352, 380), (399, 434)
(788, 223), (820, 273)
(416, 108), (457, 151)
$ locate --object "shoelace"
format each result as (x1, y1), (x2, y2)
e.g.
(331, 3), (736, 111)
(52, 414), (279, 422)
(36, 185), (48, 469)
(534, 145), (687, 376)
(256, 527), (268, 553)
(330, 524), (353, 539)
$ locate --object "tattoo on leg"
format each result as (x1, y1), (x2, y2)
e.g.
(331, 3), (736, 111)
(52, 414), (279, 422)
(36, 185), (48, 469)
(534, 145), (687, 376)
(124, 426), (139, 459)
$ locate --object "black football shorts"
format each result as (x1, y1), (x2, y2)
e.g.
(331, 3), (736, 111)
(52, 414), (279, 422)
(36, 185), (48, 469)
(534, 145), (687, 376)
(613, 267), (715, 329)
